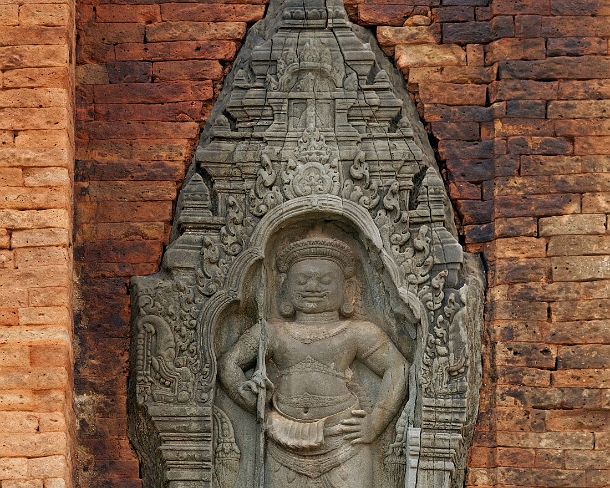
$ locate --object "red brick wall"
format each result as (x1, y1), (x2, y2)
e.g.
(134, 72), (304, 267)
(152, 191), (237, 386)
(74, 0), (610, 486)
(0, 0), (76, 487)
(74, 1), (266, 485)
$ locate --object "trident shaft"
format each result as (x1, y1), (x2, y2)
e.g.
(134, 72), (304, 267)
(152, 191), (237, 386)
(254, 263), (268, 488)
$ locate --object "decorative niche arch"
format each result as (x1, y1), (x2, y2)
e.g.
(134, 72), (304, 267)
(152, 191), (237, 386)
(128, 1), (485, 487)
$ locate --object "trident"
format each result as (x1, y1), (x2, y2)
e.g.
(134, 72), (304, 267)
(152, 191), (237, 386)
(254, 263), (268, 488)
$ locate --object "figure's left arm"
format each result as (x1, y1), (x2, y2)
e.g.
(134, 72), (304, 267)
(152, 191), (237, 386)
(341, 326), (409, 444)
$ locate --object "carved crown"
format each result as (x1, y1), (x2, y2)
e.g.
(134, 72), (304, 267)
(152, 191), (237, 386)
(276, 238), (355, 277)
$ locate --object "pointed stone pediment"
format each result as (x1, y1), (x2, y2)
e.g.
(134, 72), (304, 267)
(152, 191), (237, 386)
(129, 1), (484, 487)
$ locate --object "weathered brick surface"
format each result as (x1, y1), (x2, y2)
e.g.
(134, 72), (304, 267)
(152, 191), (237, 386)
(0, 0), (74, 487)
(73, 0), (267, 486)
(70, 0), (610, 487)
(378, 2), (610, 486)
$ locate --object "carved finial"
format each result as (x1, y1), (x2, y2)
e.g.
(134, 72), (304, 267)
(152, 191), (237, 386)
(344, 71), (358, 91)
(214, 114), (230, 129)
(418, 168), (447, 207)
(181, 173), (212, 216)
(374, 69), (390, 84)
(398, 116), (411, 129)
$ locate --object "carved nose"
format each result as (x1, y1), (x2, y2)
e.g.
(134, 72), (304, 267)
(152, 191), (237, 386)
(304, 278), (322, 291)
(305, 278), (320, 291)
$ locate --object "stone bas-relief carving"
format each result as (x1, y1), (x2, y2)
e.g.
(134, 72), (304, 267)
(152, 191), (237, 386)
(219, 238), (409, 487)
(128, 0), (485, 487)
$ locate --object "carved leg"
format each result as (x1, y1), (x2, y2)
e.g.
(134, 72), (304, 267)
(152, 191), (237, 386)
(266, 446), (372, 487)
(324, 447), (372, 488)
(267, 455), (304, 487)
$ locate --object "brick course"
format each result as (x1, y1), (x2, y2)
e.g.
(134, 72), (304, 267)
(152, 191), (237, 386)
(69, 0), (610, 487)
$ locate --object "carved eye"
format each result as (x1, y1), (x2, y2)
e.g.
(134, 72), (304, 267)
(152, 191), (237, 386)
(297, 275), (308, 285)
(319, 275), (332, 285)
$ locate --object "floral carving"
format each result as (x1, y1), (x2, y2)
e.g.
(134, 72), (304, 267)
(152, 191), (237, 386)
(134, 281), (203, 404)
(198, 196), (252, 297)
(418, 270), (448, 320)
(249, 147), (284, 217)
(282, 127), (340, 199)
(373, 182), (436, 294)
(221, 196), (249, 256)
(198, 237), (224, 296)
(342, 150), (380, 210)
(422, 287), (469, 397)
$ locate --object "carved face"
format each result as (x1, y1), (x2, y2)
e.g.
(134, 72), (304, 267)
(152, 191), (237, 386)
(286, 258), (344, 314)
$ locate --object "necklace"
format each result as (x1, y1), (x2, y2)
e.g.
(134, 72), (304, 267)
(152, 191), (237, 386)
(282, 321), (350, 344)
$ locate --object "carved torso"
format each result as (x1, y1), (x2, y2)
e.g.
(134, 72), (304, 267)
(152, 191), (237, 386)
(268, 319), (386, 419)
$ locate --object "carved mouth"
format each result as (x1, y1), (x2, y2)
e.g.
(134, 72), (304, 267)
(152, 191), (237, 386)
(298, 293), (327, 302)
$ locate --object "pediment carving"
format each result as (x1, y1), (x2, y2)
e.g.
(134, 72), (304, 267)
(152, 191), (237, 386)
(129, 1), (485, 487)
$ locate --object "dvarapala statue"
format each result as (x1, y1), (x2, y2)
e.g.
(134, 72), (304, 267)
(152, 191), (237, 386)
(219, 238), (409, 487)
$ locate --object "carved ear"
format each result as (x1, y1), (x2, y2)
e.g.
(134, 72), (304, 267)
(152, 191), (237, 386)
(340, 279), (356, 317)
(278, 275), (295, 317)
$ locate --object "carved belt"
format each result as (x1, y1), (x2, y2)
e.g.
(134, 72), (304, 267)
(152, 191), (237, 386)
(267, 410), (325, 450)
(266, 404), (361, 478)
(274, 391), (355, 409)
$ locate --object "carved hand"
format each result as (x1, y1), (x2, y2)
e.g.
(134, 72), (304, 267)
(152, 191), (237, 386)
(237, 370), (274, 408)
(338, 410), (378, 445)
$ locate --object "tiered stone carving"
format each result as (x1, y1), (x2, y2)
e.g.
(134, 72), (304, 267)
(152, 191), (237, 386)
(129, 1), (484, 487)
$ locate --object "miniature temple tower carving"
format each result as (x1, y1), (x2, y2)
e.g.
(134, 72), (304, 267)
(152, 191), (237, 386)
(129, 1), (485, 487)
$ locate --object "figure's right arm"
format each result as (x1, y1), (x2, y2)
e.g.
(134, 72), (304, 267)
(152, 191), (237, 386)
(218, 322), (261, 412)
